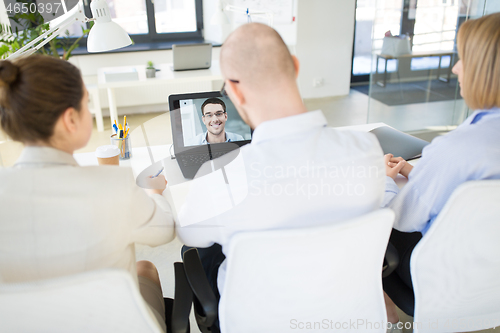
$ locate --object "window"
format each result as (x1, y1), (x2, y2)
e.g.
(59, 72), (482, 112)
(153, 0), (198, 34)
(351, 0), (464, 82)
(412, 0), (459, 52)
(64, 0), (203, 45)
(352, 0), (403, 80)
(409, 0), (459, 71)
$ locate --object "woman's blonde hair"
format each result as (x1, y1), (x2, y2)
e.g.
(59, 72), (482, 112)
(457, 12), (500, 110)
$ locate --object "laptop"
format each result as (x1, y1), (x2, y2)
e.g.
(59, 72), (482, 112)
(172, 43), (212, 71)
(169, 91), (252, 179)
(369, 126), (429, 160)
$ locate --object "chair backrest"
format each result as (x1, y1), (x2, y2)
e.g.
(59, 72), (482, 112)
(219, 209), (395, 333)
(411, 180), (500, 333)
(0, 269), (163, 333)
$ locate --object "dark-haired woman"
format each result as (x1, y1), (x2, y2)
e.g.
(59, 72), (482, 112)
(0, 55), (174, 331)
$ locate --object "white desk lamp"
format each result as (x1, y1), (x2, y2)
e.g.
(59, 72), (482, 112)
(7, 0), (132, 60)
(211, 0), (274, 27)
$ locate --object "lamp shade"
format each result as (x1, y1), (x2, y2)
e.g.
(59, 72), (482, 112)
(87, 0), (132, 52)
(87, 22), (132, 52)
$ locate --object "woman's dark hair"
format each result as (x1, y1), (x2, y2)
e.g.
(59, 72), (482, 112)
(0, 55), (84, 143)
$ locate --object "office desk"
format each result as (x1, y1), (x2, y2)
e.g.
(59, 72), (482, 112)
(336, 122), (416, 188)
(74, 122), (417, 218)
(375, 50), (455, 87)
(74, 144), (190, 219)
(94, 62), (223, 130)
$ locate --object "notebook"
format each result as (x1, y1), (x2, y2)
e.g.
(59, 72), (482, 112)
(369, 126), (430, 160)
(172, 43), (212, 71)
(169, 91), (252, 179)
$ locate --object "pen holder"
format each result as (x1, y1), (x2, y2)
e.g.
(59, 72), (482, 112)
(111, 134), (132, 160)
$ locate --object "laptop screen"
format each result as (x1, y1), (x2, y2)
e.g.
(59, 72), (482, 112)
(169, 92), (252, 153)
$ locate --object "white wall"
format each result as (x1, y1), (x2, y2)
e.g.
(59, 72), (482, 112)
(468, 0), (500, 17)
(3, 0), (356, 112)
(70, 0), (302, 114)
(69, 48), (222, 114)
(295, 0), (355, 99)
(203, 0), (298, 46)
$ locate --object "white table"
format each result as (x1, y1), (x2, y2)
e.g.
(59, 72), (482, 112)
(336, 122), (417, 188)
(74, 122), (418, 183)
(74, 122), (417, 218)
(93, 62), (223, 131)
(73, 121), (418, 308)
(74, 144), (190, 220)
(375, 50), (455, 87)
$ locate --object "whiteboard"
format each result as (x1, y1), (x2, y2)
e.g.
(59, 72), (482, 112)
(233, 0), (294, 24)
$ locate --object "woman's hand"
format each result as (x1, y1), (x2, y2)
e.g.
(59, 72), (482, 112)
(384, 154), (406, 180)
(388, 156), (413, 178)
(145, 174), (167, 195)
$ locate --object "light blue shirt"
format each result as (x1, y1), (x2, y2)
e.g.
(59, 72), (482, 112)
(190, 131), (244, 145)
(384, 108), (500, 235)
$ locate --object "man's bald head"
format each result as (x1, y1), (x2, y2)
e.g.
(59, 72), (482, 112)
(220, 23), (296, 90)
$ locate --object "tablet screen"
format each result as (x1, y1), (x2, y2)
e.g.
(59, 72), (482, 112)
(178, 96), (251, 147)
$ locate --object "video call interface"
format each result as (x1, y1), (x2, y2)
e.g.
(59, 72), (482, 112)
(179, 96), (252, 147)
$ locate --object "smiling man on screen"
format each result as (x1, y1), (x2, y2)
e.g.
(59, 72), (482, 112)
(191, 98), (244, 144)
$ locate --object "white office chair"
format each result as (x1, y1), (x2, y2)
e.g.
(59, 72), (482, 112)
(0, 269), (164, 333)
(410, 180), (500, 333)
(215, 209), (395, 333)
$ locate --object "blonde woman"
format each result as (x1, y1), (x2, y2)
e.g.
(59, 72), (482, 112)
(0, 55), (174, 331)
(384, 12), (500, 291)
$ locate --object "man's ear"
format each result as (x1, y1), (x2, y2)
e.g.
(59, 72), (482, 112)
(59, 107), (79, 134)
(227, 80), (245, 106)
(291, 55), (300, 78)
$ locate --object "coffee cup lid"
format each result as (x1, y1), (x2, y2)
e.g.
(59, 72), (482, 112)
(95, 145), (120, 158)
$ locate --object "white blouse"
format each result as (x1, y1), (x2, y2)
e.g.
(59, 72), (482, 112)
(0, 146), (175, 283)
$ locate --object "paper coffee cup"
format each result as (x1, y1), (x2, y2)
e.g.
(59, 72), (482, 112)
(95, 145), (120, 165)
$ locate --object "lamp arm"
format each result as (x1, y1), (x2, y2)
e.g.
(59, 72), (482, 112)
(224, 4), (271, 15)
(223, 4), (274, 26)
(224, 4), (249, 14)
(7, 1), (89, 60)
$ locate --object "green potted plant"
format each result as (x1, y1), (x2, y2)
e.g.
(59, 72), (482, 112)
(0, 0), (90, 60)
(146, 61), (157, 78)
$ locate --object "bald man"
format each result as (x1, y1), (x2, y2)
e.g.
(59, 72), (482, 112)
(177, 23), (391, 328)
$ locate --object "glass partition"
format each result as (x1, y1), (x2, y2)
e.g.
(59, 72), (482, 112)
(365, 0), (500, 134)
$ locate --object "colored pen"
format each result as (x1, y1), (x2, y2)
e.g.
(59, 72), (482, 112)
(123, 115), (127, 133)
(151, 167), (164, 178)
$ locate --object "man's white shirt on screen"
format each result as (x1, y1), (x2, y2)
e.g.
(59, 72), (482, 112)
(187, 131), (244, 146)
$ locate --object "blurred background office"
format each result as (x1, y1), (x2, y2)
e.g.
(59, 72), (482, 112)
(1, 0), (499, 168)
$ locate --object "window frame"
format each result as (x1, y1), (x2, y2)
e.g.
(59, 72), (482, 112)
(75, 0), (204, 46)
(351, 0), (412, 84)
